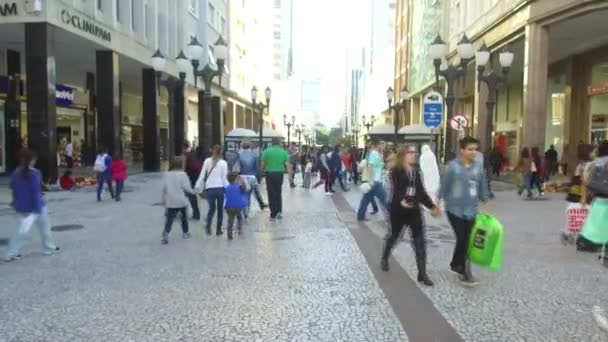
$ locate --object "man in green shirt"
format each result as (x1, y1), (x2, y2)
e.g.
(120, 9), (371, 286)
(261, 138), (293, 219)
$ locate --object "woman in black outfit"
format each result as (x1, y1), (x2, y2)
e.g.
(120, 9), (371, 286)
(381, 145), (440, 287)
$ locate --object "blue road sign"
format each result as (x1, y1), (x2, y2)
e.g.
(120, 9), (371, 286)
(423, 91), (443, 129)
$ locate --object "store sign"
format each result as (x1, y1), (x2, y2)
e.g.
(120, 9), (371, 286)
(61, 9), (111, 42)
(588, 82), (608, 97)
(0, 2), (18, 16)
(56, 85), (75, 106)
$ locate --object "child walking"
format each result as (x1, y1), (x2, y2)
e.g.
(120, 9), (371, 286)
(303, 158), (313, 189)
(111, 154), (127, 201)
(225, 172), (248, 240)
(161, 157), (196, 245)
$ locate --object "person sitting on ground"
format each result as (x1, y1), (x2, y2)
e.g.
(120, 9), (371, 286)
(59, 170), (76, 191)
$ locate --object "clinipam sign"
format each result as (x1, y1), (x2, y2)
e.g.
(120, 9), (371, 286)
(0, 2), (18, 16)
(56, 85), (75, 106)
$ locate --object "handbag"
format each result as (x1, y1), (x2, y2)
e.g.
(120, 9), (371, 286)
(200, 159), (219, 198)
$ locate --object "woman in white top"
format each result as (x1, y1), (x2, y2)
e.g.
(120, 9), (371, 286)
(195, 145), (229, 236)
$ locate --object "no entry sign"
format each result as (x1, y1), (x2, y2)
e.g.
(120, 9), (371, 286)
(450, 114), (469, 131)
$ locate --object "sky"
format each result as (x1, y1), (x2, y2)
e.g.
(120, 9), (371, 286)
(292, 0), (372, 127)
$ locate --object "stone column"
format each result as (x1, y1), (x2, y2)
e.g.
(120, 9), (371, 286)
(85, 72), (96, 161)
(5, 49), (21, 172)
(142, 68), (160, 171)
(96, 50), (120, 157)
(211, 96), (222, 146)
(521, 23), (549, 150)
(25, 23), (57, 183)
(174, 82), (186, 156)
(475, 74), (490, 151)
(197, 90), (207, 158)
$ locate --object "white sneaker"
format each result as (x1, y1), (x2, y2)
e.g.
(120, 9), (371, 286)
(43, 247), (61, 256)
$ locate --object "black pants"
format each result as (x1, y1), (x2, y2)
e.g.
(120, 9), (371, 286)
(383, 209), (427, 274)
(66, 156), (73, 168)
(447, 212), (475, 273)
(187, 193), (200, 219)
(115, 180), (124, 201)
(266, 172), (284, 218)
(163, 207), (189, 237)
(253, 185), (266, 208)
(226, 208), (243, 233)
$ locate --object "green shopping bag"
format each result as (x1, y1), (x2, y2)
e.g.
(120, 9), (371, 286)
(468, 214), (504, 270)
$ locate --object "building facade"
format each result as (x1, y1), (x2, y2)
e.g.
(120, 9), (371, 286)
(398, 0), (608, 168)
(0, 0), (236, 179)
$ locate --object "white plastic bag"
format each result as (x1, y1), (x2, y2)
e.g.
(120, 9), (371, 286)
(19, 214), (38, 234)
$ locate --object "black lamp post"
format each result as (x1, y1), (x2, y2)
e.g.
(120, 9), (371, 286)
(430, 34), (474, 158)
(386, 86), (409, 144)
(187, 35), (228, 158)
(475, 43), (514, 151)
(251, 86), (271, 154)
(304, 131), (310, 146)
(362, 114), (375, 142)
(295, 124), (304, 150)
(283, 114), (296, 146)
(151, 49), (191, 159)
(352, 125), (361, 148)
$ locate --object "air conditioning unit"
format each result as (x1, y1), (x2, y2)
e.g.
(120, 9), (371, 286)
(25, 0), (42, 15)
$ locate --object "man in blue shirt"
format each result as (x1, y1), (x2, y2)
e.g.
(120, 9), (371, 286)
(357, 139), (387, 221)
(238, 140), (268, 217)
(439, 136), (489, 287)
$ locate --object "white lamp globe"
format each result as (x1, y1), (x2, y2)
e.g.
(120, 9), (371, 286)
(499, 48), (515, 68)
(214, 36), (228, 61)
(430, 35), (448, 60)
(457, 34), (474, 60)
(476, 43), (491, 67)
(176, 50), (190, 73)
(187, 36), (204, 61)
(151, 49), (166, 72)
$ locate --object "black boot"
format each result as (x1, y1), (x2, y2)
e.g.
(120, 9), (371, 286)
(380, 240), (392, 272)
(205, 225), (211, 236)
(416, 260), (434, 287)
(414, 234), (433, 286)
(380, 258), (389, 272)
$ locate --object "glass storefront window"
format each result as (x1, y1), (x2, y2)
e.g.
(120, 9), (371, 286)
(545, 74), (566, 156)
(590, 62), (608, 144)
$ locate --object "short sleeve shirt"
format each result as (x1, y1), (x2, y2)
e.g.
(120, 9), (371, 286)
(262, 145), (290, 172)
(368, 150), (384, 183)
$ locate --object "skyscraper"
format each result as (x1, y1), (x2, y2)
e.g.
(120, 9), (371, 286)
(272, 0), (294, 80)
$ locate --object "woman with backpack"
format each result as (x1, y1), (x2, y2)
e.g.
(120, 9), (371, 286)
(94, 147), (114, 202)
(195, 144), (228, 236)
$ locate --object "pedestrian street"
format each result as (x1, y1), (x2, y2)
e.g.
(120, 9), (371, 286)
(1, 174), (608, 341)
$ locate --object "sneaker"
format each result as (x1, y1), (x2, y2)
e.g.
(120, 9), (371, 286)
(277, 213), (283, 219)
(458, 274), (479, 287)
(161, 239), (168, 245)
(370, 211), (379, 215)
(182, 232), (192, 239)
(227, 232), (233, 240)
(4, 254), (22, 262)
(380, 259), (389, 272)
(43, 247), (61, 256)
(216, 230), (224, 236)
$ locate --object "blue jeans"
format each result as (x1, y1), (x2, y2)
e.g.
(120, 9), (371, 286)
(205, 187), (224, 232)
(97, 173), (114, 201)
(357, 182), (387, 221)
(241, 175), (258, 218)
(6, 206), (57, 258)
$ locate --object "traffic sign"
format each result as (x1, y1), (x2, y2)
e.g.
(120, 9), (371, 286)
(423, 91), (443, 128)
(450, 114), (469, 131)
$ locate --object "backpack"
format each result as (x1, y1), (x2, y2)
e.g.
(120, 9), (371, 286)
(586, 156), (608, 197)
(93, 154), (107, 172)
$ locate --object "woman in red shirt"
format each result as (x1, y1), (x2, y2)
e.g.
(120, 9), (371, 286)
(341, 149), (353, 184)
(111, 154), (128, 201)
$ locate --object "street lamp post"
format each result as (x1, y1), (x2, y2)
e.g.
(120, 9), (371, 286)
(295, 124), (304, 150)
(304, 130), (310, 146)
(187, 35), (228, 158)
(151, 49), (191, 159)
(283, 114), (296, 146)
(352, 125), (361, 148)
(475, 43), (514, 151)
(430, 34), (474, 158)
(362, 115), (375, 143)
(386, 86), (409, 145)
(251, 86), (272, 155)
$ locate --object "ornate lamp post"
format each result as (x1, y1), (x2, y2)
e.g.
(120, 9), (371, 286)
(303, 130), (310, 146)
(295, 124), (304, 150)
(476, 43), (514, 151)
(386, 86), (409, 144)
(187, 35), (228, 158)
(283, 114), (296, 146)
(430, 34), (474, 158)
(362, 114), (375, 143)
(251, 86), (271, 154)
(151, 49), (191, 158)
(352, 124), (361, 148)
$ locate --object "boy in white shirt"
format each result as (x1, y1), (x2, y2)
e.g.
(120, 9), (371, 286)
(161, 157), (196, 245)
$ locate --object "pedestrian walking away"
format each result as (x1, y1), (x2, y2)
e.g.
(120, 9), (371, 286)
(303, 158), (313, 189)
(111, 154), (127, 201)
(238, 140), (267, 218)
(439, 136), (490, 287)
(161, 157), (196, 244)
(94, 147), (114, 202)
(64, 139), (74, 169)
(183, 142), (202, 220)
(261, 138), (293, 220)
(5, 149), (60, 262)
(357, 139), (388, 221)
(195, 145), (229, 236)
(380, 145), (441, 287)
(224, 172), (248, 240)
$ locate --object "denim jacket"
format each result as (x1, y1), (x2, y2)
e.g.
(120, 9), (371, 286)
(439, 158), (489, 219)
(239, 149), (259, 177)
